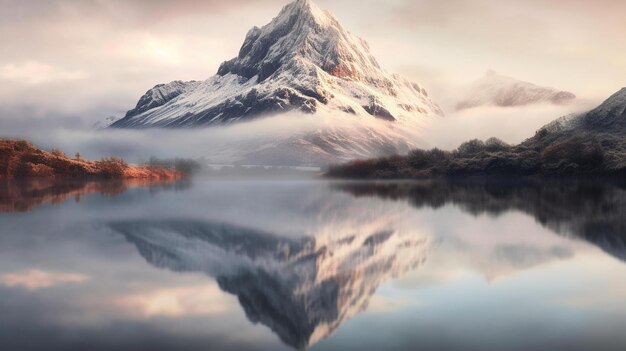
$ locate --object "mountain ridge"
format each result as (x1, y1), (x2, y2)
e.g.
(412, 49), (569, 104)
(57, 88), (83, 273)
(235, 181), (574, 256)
(111, 0), (442, 129)
(456, 70), (576, 110)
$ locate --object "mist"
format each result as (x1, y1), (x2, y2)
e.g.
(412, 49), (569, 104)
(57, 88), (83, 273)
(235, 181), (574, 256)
(0, 109), (417, 165)
(0, 99), (597, 167)
(423, 101), (596, 150)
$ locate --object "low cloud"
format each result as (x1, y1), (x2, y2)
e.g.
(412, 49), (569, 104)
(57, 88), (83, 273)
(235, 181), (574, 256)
(112, 283), (236, 318)
(0, 61), (89, 85)
(1, 269), (89, 290)
(422, 101), (596, 150)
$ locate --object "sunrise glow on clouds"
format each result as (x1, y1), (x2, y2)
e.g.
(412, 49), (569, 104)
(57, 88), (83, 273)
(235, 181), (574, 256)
(1, 269), (90, 290)
(113, 283), (237, 318)
(0, 0), (624, 116)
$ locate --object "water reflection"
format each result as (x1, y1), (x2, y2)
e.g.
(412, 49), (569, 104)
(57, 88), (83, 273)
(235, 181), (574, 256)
(0, 178), (191, 212)
(109, 220), (430, 350)
(336, 180), (626, 263)
(1, 179), (626, 351)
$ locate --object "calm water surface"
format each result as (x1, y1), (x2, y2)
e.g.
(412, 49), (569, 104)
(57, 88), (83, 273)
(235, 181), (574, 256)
(1, 178), (626, 351)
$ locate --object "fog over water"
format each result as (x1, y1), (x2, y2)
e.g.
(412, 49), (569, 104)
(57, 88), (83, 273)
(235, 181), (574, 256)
(0, 99), (595, 165)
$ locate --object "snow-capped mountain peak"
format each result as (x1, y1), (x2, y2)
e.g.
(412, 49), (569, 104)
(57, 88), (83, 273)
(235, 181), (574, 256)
(112, 0), (441, 129)
(216, 0), (380, 83)
(110, 0), (442, 165)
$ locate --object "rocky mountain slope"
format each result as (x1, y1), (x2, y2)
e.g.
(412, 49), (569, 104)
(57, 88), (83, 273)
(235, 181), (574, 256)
(112, 0), (441, 128)
(109, 0), (442, 166)
(456, 70), (576, 110)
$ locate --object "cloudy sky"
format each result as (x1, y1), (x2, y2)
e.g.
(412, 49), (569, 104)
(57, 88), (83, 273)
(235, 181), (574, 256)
(1, 0), (625, 116)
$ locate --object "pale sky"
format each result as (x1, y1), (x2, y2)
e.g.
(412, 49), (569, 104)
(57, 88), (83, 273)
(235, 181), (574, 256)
(0, 0), (625, 119)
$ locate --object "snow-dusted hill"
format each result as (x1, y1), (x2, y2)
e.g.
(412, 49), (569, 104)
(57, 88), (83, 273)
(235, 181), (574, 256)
(533, 87), (626, 138)
(113, 0), (441, 128)
(457, 70), (576, 110)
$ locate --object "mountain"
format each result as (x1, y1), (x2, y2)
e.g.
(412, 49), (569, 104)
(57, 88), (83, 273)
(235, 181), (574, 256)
(456, 70), (576, 110)
(110, 220), (429, 350)
(535, 87), (626, 137)
(92, 115), (121, 130)
(112, 0), (441, 128)
(328, 86), (626, 177)
(109, 0), (441, 165)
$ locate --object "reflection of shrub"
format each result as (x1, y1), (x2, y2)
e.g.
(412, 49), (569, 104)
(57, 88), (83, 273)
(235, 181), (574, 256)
(96, 157), (128, 178)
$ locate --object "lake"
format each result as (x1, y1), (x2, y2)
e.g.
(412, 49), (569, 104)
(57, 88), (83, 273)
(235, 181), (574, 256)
(1, 178), (625, 351)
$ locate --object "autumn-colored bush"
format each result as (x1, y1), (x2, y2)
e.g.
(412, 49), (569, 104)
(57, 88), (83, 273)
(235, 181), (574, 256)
(95, 157), (128, 178)
(51, 148), (66, 158)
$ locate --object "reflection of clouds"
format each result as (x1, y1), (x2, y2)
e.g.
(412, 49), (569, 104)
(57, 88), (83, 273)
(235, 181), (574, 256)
(388, 210), (588, 289)
(367, 294), (425, 314)
(1, 269), (89, 290)
(550, 254), (626, 311)
(113, 283), (236, 318)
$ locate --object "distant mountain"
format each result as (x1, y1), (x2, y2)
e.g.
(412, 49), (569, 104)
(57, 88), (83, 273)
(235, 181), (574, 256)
(112, 0), (441, 129)
(456, 70), (576, 110)
(329, 87), (626, 177)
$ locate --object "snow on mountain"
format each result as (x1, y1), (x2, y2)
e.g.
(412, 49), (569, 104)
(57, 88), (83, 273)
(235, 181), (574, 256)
(456, 70), (576, 110)
(578, 87), (626, 132)
(92, 115), (121, 130)
(536, 87), (626, 136)
(110, 0), (442, 165)
(123, 80), (200, 119)
(110, 217), (430, 350)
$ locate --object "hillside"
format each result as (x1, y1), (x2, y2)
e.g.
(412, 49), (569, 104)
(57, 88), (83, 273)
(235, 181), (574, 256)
(328, 87), (626, 178)
(0, 139), (183, 180)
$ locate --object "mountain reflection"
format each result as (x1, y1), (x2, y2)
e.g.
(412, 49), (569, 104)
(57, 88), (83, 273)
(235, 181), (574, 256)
(336, 180), (626, 263)
(109, 220), (430, 350)
(0, 179), (191, 213)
